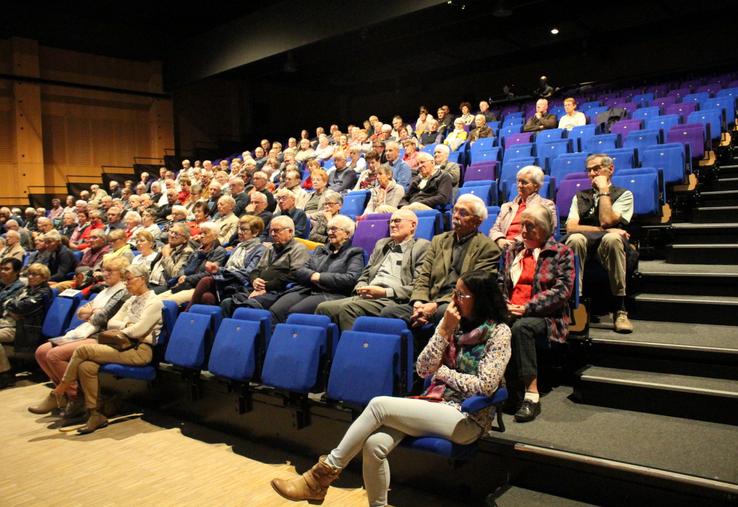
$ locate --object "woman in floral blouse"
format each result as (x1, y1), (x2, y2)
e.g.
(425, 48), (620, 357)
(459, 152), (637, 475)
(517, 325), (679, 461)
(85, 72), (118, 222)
(271, 270), (511, 507)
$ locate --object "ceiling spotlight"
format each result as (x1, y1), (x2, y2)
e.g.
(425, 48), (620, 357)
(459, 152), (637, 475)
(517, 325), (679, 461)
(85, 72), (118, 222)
(550, 27), (560, 35)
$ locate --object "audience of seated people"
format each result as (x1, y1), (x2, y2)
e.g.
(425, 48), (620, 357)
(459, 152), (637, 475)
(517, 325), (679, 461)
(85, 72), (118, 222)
(5, 77), (713, 447)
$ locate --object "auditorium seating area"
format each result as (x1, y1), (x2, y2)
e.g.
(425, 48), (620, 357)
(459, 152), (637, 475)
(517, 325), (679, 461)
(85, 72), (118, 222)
(3, 63), (738, 505)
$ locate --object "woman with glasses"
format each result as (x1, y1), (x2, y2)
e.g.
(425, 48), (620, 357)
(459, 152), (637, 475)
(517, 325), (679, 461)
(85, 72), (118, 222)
(489, 165), (557, 251)
(52, 264), (163, 434)
(271, 270), (511, 506)
(498, 204), (574, 423)
(30, 257), (130, 419)
(269, 215), (364, 323)
(186, 216), (266, 308)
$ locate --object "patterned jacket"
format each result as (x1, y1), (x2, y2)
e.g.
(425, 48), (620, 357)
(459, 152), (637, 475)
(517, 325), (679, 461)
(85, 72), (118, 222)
(498, 237), (575, 343)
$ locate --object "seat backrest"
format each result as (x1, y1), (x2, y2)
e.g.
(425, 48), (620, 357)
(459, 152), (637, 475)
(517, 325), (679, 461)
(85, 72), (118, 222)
(326, 330), (401, 407)
(464, 161), (497, 182)
(457, 184), (494, 206)
(352, 316), (413, 393)
(412, 209), (443, 234)
(551, 153), (588, 190)
(640, 143), (687, 184)
(612, 172), (660, 216)
(610, 119), (642, 138)
(664, 102), (697, 117)
(687, 109), (722, 140)
(499, 157), (537, 184)
(473, 138), (495, 152)
(261, 323), (328, 393)
(682, 92), (709, 104)
(502, 132), (533, 148)
(187, 304), (224, 334)
(42, 296), (78, 339)
(164, 312), (211, 369)
(538, 140), (571, 167)
(666, 123), (706, 159)
(623, 129), (661, 153)
(232, 307), (273, 349)
(502, 143), (535, 163)
(207, 319), (261, 381)
(604, 148), (637, 169)
(631, 106), (661, 121)
(468, 147), (500, 165)
(584, 133), (620, 152)
(556, 179), (591, 219)
(340, 190), (370, 219)
(534, 128), (566, 145)
(286, 313), (340, 359)
(568, 125), (597, 150)
(653, 96), (676, 108)
(353, 219), (390, 257)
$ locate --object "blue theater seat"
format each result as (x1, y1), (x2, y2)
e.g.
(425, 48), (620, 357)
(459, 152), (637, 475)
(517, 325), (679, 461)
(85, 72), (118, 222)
(164, 313), (211, 370)
(207, 318), (261, 382)
(187, 304), (224, 334)
(261, 323), (328, 393)
(640, 143), (688, 184)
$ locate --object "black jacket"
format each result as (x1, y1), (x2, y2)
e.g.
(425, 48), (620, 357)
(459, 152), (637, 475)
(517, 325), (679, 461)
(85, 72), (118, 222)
(291, 241), (365, 296)
(47, 245), (78, 282)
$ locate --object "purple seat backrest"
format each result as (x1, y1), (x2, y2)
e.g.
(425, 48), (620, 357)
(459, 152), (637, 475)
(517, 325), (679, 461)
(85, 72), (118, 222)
(619, 102), (637, 112)
(556, 179), (590, 218)
(364, 213), (392, 221)
(664, 102), (697, 117)
(353, 219), (389, 255)
(610, 120), (642, 138)
(666, 123), (705, 159)
(653, 96), (676, 108)
(564, 172), (589, 181)
(465, 161), (497, 182)
(504, 132), (533, 148)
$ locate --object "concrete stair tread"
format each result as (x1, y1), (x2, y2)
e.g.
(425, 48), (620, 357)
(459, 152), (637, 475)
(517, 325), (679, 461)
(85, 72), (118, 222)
(638, 259), (738, 276)
(579, 366), (738, 398)
(694, 205), (738, 210)
(488, 387), (738, 485)
(668, 243), (738, 248)
(700, 189), (738, 195)
(635, 293), (738, 305)
(494, 486), (596, 507)
(671, 222), (738, 229)
(588, 320), (738, 353)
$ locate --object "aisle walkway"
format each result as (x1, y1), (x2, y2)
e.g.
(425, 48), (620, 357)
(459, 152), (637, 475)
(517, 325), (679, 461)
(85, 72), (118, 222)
(1, 382), (460, 507)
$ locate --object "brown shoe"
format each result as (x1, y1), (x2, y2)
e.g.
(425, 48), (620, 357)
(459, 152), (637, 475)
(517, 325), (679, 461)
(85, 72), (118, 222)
(28, 392), (64, 415)
(614, 310), (634, 334)
(77, 410), (108, 435)
(271, 456), (341, 503)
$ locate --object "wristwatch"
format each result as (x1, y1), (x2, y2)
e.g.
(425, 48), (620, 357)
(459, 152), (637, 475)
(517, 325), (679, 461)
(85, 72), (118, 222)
(597, 192), (611, 197)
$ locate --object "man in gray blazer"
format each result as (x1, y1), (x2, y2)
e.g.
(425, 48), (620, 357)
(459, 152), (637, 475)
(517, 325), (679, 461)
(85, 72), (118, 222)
(316, 209), (429, 330)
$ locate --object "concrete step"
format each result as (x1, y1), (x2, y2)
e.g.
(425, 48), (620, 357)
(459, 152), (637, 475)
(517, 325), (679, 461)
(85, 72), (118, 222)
(575, 366), (738, 425)
(633, 293), (738, 325)
(637, 260), (738, 296)
(665, 242), (738, 264)
(703, 176), (738, 191)
(486, 387), (738, 505)
(692, 205), (738, 223)
(670, 222), (738, 244)
(577, 319), (738, 379)
(698, 189), (738, 207)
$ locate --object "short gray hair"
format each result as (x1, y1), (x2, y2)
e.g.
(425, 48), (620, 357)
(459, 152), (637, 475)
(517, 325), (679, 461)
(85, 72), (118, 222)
(455, 194), (488, 220)
(521, 204), (555, 238)
(517, 165), (545, 187)
(586, 153), (614, 169)
(43, 230), (62, 243)
(126, 263), (150, 280)
(199, 221), (220, 235)
(328, 214), (356, 237)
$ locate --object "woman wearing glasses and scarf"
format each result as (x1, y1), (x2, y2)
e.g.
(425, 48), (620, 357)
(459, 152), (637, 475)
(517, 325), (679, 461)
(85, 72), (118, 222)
(271, 270), (511, 507)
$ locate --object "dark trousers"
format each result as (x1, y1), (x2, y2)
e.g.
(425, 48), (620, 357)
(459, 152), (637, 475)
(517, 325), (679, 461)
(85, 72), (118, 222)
(510, 317), (549, 380)
(269, 289), (345, 325)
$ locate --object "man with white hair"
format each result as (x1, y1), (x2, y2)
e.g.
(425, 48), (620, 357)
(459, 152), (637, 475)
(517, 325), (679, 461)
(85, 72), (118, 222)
(5, 219), (34, 251)
(401, 152), (453, 211)
(433, 144), (461, 188)
(468, 114), (494, 143)
(245, 191), (273, 239)
(89, 184), (108, 203)
(229, 177), (249, 217)
(282, 169), (309, 209)
(221, 216), (310, 314)
(316, 209), (430, 330)
(524, 98), (557, 132)
(383, 194), (500, 328)
(245, 171), (277, 212)
(109, 180), (122, 199)
(44, 230), (78, 282)
(328, 151), (358, 194)
(274, 189), (308, 239)
(479, 100), (497, 122)
(0, 230), (24, 261)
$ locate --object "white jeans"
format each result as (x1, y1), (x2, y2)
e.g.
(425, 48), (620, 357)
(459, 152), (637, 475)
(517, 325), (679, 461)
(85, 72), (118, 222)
(327, 396), (482, 507)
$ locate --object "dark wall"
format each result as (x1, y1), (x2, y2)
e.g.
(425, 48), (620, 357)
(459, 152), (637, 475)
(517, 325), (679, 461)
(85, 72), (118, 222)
(173, 19), (736, 156)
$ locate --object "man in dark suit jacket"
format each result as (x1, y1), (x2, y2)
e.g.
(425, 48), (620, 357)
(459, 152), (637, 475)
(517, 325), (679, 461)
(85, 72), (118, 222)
(42, 230), (77, 282)
(245, 191), (273, 241)
(316, 209), (430, 330)
(523, 98), (558, 133)
(230, 177), (250, 217)
(273, 188), (308, 239)
(383, 194), (500, 327)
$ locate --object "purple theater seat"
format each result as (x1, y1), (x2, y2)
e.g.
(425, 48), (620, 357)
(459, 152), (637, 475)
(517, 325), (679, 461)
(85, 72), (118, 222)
(653, 96), (677, 108)
(503, 132), (534, 149)
(353, 219), (389, 256)
(465, 161), (497, 182)
(665, 102), (697, 117)
(666, 123), (706, 160)
(556, 179), (591, 219)
(610, 119), (643, 138)
(667, 88), (691, 100)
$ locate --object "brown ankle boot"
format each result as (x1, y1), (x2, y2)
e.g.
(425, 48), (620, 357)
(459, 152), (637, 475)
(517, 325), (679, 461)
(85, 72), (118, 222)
(77, 409), (108, 435)
(271, 456), (341, 503)
(28, 392), (64, 415)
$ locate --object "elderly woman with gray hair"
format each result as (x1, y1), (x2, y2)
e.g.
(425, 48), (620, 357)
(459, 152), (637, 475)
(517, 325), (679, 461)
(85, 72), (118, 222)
(269, 215), (365, 323)
(497, 204), (574, 423)
(52, 263), (163, 434)
(490, 165), (557, 250)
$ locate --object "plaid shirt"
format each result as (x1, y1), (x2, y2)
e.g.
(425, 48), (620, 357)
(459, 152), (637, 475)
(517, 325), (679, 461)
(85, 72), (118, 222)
(498, 237), (575, 343)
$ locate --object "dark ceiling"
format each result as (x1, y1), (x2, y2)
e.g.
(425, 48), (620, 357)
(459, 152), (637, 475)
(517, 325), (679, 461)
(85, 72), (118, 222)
(3, 0), (737, 93)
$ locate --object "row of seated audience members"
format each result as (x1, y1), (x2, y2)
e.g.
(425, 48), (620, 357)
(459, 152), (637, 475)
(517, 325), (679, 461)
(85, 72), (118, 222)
(0, 152), (633, 431)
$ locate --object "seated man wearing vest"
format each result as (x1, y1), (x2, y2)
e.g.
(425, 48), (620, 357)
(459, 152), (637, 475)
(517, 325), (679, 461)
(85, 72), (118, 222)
(565, 154), (634, 333)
